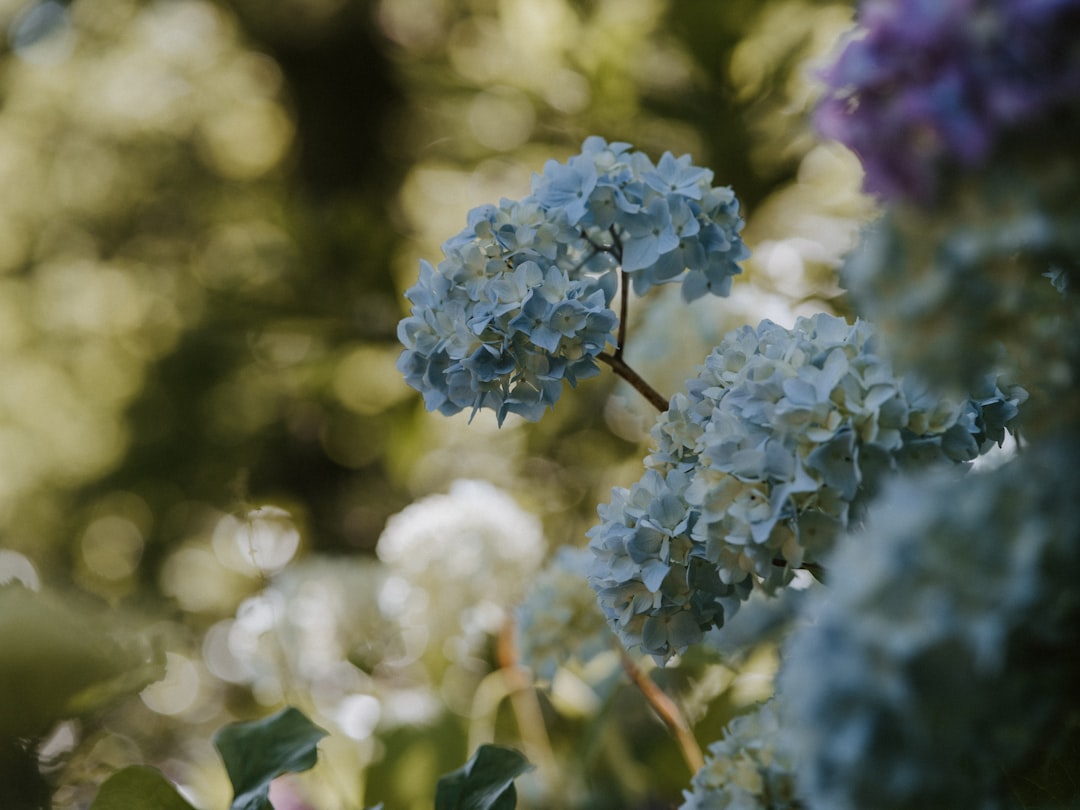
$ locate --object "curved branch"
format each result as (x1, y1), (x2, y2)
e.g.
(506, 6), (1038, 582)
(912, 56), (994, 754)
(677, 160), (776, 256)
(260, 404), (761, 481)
(598, 352), (670, 413)
(615, 270), (630, 359)
(618, 646), (704, 774)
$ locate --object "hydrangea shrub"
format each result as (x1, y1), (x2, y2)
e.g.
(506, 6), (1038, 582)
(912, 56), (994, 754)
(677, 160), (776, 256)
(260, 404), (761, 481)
(395, 1), (1080, 805)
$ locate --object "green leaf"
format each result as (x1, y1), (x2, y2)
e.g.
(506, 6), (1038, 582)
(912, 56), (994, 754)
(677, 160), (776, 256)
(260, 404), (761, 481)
(90, 766), (197, 810)
(0, 584), (165, 740)
(213, 706), (329, 810)
(435, 744), (533, 810)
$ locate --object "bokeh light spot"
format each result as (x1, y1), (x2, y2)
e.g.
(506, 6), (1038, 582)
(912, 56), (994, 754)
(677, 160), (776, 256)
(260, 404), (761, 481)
(140, 652), (200, 715)
(212, 506), (300, 576)
(466, 86), (535, 152)
(80, 515), (144, 581)
(160, 543), (241, 613)
(335, 693), (381, 740)
(0, 549), (39, 589)
(249, 329), (313, 369)
(201, 619), (251, 684)
(197, 99), (293, 180)
(332, 344), (412, 415)
(375, 0), (447, 51)
(544, 68), (590, 114)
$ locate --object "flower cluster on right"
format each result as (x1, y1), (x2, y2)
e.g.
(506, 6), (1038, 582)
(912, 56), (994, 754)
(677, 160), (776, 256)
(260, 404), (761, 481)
(826, 0), (1080, 404)
(842, 153), (1080, 394)
(816, 0), (1080, 202)
(587, 312), (1024, 661)
(778, 441), (1080, 810)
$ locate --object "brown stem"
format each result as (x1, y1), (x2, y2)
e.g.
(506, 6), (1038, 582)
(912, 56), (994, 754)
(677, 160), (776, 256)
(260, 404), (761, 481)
(598, 260), (668, 413)
(615, 262), (629, 358)
(618, 646), (704, 774)
(598, 352), (670, 413)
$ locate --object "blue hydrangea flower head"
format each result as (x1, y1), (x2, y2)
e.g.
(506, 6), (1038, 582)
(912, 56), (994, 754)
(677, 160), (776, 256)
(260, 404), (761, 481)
(398, 138), (752, 423)
(397, 196), (619, 424)
(587, 313), (1025, 660)
(778, 438), (1080, 810)
(680, 700), (800, 810)
(816, 0), (1080, 201)
(530, 137), (750, 300)
(515, 546), (614, 683)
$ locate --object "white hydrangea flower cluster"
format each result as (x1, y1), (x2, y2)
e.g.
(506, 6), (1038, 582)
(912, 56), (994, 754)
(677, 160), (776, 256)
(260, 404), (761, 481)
(377, 479), (546, 666)
(680, 700), (799, 810)
(208, 556), (444, 751)
(588, 313), (1024, 660)
(514, 546), (613, 682)
(778, 438), (1080, 810)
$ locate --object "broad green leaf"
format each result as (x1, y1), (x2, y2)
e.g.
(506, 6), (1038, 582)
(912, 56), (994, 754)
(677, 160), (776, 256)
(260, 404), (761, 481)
(213, 706), (329, 810)
(90, 765), (197, 810)
(435, 744), (533, 810)
(0, 584), (165, 740)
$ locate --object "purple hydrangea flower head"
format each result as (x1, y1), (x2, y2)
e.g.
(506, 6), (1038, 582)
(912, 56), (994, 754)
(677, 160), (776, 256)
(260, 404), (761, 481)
(816, 0), (1080, 201)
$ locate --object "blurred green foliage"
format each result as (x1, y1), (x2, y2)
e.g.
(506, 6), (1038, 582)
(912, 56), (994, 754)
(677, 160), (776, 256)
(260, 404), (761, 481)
(0, 0), (867, 807)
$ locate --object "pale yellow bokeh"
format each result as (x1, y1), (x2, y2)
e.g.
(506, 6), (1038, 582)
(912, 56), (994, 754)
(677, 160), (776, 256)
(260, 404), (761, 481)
(333, 344), (413, 415)
(0, 0), (298, 557)
(140, 652), (201, 716)
(80, 515), (145, 582)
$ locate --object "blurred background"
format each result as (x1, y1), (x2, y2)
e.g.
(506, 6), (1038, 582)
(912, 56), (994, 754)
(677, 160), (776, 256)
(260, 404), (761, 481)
(0, 0), (872, 807)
